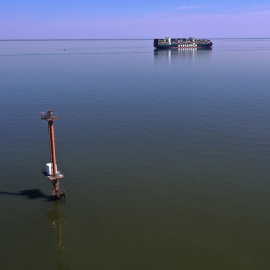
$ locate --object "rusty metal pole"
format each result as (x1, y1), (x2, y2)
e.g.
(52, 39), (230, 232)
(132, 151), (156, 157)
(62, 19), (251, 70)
(49, 120), (57, 175)
(41, 109), (65, 199)
(49, 120), (59, 193)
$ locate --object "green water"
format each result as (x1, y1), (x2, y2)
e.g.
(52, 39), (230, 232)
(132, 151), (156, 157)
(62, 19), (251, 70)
(1, 39), (270, 269)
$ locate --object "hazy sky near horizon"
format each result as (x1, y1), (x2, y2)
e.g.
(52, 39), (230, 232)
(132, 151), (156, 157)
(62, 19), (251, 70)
(2, 0), (270, 39)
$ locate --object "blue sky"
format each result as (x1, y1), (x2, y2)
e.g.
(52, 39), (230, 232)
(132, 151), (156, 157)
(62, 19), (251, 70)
(1, 0), (270, 39)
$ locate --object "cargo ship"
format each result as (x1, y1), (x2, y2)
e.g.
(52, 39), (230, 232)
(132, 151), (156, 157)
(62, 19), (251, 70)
(154, 37), (213, 49)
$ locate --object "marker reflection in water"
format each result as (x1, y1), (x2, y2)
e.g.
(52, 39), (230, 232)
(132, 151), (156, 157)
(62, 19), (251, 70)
(46, 200), (69, 270)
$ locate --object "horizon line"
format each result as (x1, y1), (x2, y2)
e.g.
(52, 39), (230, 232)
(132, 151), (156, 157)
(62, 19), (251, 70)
(1, 37), (270, 41)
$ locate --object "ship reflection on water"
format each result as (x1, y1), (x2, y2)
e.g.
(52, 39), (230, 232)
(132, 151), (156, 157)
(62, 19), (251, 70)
(46, 200), (69, 270)
(154, 48), (212, 64)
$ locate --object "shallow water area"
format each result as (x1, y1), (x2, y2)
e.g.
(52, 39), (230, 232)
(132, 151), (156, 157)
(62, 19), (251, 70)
(1, 39), (270, 269)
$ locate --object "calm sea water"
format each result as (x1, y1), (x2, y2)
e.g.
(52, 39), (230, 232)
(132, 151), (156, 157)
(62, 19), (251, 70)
(1, 39), (270, 269)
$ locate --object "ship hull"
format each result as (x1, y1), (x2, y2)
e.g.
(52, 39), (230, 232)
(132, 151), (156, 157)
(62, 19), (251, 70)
(155, 45), (212, 49)
(154, 43), (213, 49)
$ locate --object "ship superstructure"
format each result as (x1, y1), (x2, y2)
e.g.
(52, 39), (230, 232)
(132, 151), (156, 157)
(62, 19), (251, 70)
(154, 37), (213, 49)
